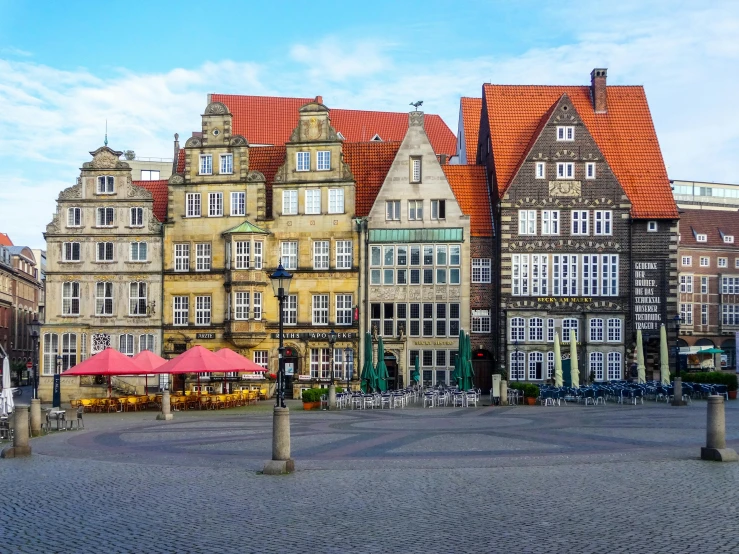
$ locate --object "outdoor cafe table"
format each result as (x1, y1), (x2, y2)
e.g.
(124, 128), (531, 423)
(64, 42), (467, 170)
(49, 409), (66, 430)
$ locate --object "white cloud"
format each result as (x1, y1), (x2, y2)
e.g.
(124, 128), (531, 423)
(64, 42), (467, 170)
(290, 37), (393, 81)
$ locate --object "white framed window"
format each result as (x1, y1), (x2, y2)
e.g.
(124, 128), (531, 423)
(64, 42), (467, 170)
(590, 318), (604, 342)
(254, 351), (268, 368)
(557, 162), (574, 179)
(129, 207), (144, 227)
(312, 294), (329, 325)
(701, 276), (708, 294)
(582, 254), (599, 296)
(535, 162), (546, 179)
(590, 352), (604, 381)
(585, 162), (596, 180)
(386, 200), (400, 220)
(553, 254), (578, 296)
(700, 256), (710, 267)
(556, 126), (574, 141)
(572, 211), (589, 235)
(696, 234), (707, 242)
(724, 235), (735, 244)
(220, 153), (233, 174)
(140, 170), (159, 181)
(129, 282), (147, 316)
(722, 305), (739, 325)
(67, 207), (82, 227)
(336, 240), (352, 269)
(63, 242), (81, 262)
(610, 318), (624, 342)
(607, 352), (622, 380)
(296, 151), (310, 171)
(282, 190), (298, 215)
(310, 348), (331, 379)
(130, 242), (147, 262)
(722, 276), (739, 294)
(680, 303), (693, 325)
(96, 207), (114, 227)
(186, 193), (201, 217)
(701, 304), (708, 325)
(95, 282), (113, 316)
(431, 200), (446, 220)
(234, 292), (249, 320)
(313, 241), (329, 269)
(562, 319), (579, 342)
(336, 294), (353, 325)
(529, 317), (543, 341)
(472, 258), (491, 283)
(195, 243), (211, 271)
(281, 241), (298, 270)
(528, 351), (544, 380)
(254, 242), (263, 270)
(542, 211), (559, 235)
(119, 334), (135, 357)
(195, 296), (211, 326)
(328, 189), (344, 214)
(603, 254), (619, 296)
(718, 257), (728, 268)
(547, 351), (555, 378)
(410, 157), (422, 183)
(512, 254), (529, 296)
(682, 256), (692, 267)
(648, 221), (658, 232)
(173, 296), (189, 326)
(235, 241), (250, 269)
(594, 210), (612, 235)
(43, 333), (59, 376)
(253, 292), (262, 320)
(208, 192), (223, 217)
(97, 176), (115, 194)
(408, 200), (423, 221)
(531, 254), (548, 295)
(518, 210), (536, 235)
(510, 351), (525, 381)
(547, 318), (555, 342)
(230, 192), (245, 216)
(305, 189), (321, 214)
(199, 154), (212, 175)
(283, 294), (297, 325)
(174, 244), (190, 272)
(317, 151), (331, 171)
(472, 310), (491, 333)
(96, 242), (114, 262)
(139, 334), (155, 353)
(680, 275), (693, 293)
(62, 282), (80, 316)
(510, 317), (525, 341)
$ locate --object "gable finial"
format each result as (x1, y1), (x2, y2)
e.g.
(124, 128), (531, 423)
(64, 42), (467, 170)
(104, 119), (108, 146)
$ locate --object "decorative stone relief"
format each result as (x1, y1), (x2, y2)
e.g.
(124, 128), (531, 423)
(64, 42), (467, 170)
(128, 184), (152, 199)
(91, 333), (111, 354)
(409, 111), (424, 127)
(59, 184), (82, 200)
(204, 102), (229, 115)
(247, 171), (265, 182)
(548, 181), (581, 197)
(184, 137), (201, 148)
(169, 174), (184, 185)
(448, 287), (461, 299)
(230, 135), (247, 146)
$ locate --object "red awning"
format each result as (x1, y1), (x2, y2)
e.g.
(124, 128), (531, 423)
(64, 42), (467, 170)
(132, 350), (168, 372)
(152, 345), (241, 375)
(215, 348), (266, 372)
(63, 348), (151, 376)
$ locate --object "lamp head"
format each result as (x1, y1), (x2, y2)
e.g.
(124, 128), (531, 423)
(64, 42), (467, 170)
(270, 262), (293, 298)
(328, 329), (337, 346)
(29, 317), (41, 338)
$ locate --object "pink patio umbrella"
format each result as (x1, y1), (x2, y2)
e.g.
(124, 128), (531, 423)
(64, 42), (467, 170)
(150, 346), (242, 395)
(64, 348), (151, 398)
(133, 350), (168, 394)
(215, 348), (265, 393)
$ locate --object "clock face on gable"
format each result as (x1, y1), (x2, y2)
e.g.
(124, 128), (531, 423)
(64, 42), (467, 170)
(303, 117), (324, 140)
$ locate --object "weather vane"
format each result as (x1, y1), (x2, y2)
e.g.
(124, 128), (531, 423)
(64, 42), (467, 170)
(409, 100), (423, 111)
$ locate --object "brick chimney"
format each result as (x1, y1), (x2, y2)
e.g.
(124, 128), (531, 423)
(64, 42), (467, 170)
(590, 68), (608, 113)
(315, 95), (323, 105)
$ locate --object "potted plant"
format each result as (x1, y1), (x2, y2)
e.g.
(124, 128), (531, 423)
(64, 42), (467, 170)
(523, 383), (540, 405)
(301, 388), (322, 410)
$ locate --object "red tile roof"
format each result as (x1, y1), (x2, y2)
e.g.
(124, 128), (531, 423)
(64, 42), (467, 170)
(459, 97), (482, 164)
(678, 209), (739, 249)
(343, 141), (402, 217)
(133, 180), (169, 222)
(246, 146), (286, 220)
(211, 94), (457, 157)
(176, 148), (185, 173)
(482, 84), (679, 219)
(442, 165), (492, 237)
(0, 233), (13, 246)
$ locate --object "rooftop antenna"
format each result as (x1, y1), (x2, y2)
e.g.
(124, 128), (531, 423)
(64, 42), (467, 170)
(104, 120), (108, 147)
(409, 101), (423, 111)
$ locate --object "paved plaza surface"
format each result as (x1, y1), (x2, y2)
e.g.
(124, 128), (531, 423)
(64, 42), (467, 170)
(2, 398), (738, 553)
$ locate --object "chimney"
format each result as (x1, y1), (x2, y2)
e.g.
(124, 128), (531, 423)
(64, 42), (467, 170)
(590, 68), (608, 113)
(315, 95), (323, 105)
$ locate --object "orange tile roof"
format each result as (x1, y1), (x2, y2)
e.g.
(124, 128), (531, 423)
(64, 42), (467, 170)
(459, 97), (482, 163)
(211, 94), (457, 157)
(133, 180), (169, 222)
(442, 165), (491, 237)
(343, 141), (402, 217)
(176, 148), (185, 173)
(678, 209), (739, 249)
(482, 84), (679, 219)
(0, 233), (13, 246)
(247, 146), (287, 220)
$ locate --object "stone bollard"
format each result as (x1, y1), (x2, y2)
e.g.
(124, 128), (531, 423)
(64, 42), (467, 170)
(156, 389), (173, 421)
(263, 406), (294, 475)
(672, 377), (686, 406)
(500, 380), (508, 406)
(30, 398), (41, 437)
(2, 405), (32, 458)
(328, 384), (336, 410)
(701, 395), (738, 462)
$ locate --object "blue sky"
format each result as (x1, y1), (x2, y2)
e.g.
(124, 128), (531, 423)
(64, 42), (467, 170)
(1, 0), (738, 248)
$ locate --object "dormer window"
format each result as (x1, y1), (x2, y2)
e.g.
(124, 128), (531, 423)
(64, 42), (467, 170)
(556, 126), (574, 141)
(696, 234), (707, 242)
(410, 157), (422, 183)
(296, 151), (310, 172)
(648, 221), (658, 232)
(724, 235), (734, 244)
(317, 151), (331, 171)
(371, 134), (382, 141)
(336, 132), (345, 140)
(97, 176), (114, 194)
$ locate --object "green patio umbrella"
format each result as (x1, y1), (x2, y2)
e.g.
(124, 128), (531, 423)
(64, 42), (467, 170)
(660, 324), (670, 385)
(570, 332), (579, 389)
(376, 336), (389, 392)
(360, 332), (374, 393)
(553, 332), (563, 387)
(411, 354), (420, 384)
(636, 329), (646, 384)
(459, 331), (475, 391)
(453, 329), (464, 386)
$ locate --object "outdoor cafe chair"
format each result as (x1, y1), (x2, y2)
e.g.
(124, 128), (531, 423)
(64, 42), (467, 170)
(362, 394), (374, 409)
(452, 392), (464, 407)
(466, 391), (477, 407)
(423, 392), (435, 408)
(380, 394), (391, 409)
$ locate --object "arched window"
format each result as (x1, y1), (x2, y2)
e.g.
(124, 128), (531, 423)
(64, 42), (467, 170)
(528, 352), (544, 380)
(510, 317), (525, 341)
(589, 352), (604, 381)
(607, 352), (622, 380)
(119, 334), (135, 357)
(509, 351), (525, 381)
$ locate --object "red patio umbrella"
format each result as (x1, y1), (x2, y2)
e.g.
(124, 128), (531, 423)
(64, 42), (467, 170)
(150, 346), (242, 395)
(215, 348), (265, 393)
(64, 348), (151, 397)
(133, 350), (168, 394)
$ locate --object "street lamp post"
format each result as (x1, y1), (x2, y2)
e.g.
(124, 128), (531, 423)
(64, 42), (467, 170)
(29, 317), (40, 400)
(327, 329), (337, 410)
(344, 346), (353, 393)
(672, 314), (685, 407)
(265, 262), (294, 474)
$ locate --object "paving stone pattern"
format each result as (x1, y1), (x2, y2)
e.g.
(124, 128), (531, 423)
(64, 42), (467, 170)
(1, 400), (738, 553)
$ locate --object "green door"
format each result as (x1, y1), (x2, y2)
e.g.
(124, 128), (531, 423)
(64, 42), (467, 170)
(562, 359), (572, 387)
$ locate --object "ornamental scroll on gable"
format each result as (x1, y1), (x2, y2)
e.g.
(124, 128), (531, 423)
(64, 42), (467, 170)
(82, 146), (130, 170)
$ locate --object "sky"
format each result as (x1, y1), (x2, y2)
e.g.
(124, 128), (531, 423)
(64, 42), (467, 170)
(0, 0), (738, 249)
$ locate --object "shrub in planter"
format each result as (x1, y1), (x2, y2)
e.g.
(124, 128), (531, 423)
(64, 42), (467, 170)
(680, 371), (738, 392)
(509, 382), (540, 399)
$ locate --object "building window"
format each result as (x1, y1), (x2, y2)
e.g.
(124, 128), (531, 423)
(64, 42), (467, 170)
(701, 276), (708, 294)
(472, 310), (491, 334)
(250, 292), (261, 320)
(231, 192), (246, 216)
(95, 282), (114, 316)
(572, 211), (589, 235)
(139, 334), (155, 353)
(510, 317), (525, 341)
(510, 351), (525, 381)
(607, 318), (622, 342)
(535, 162), (546, 179)
(140, 170), (159, 181)
(174, 244), (190, 272)
(582, 254), (598, 296)
(97, 176), (114, 194)
(547, 318), (555, 342)
(59, 333), (77, 370)
(310, 348), (331, 379)
(195, 243), (211, 271)
(253, 242), (263, 270)
(283, 295), (297, 325)
(317, 151), (331, 171)
(699, 257), (709, 267)
(410, 157), (422, 183)
(472, 258), (491, 283)
(682, 256), (692, 267)
(553, 254), (578, 296)
(680, 275), (693, 293)
(186, 193), (201, 217)
(67, 207), (82, 227)
(431, 200), (446, 220)
(311, 294), (329, 326)
(254, 351), (268, 369)
(518, 210), (536, 235)
(648, 221), (658, 232)
(585, 162), (596, 179)
(336, 240), (352, 269)
(129, 207), (144, 227)
(722, 305), (739, 325)
(96, 242), (114, 262)
(529, 317), (543, 341)
(220, 154), (233, 174)
(296, 151), (310, 172)
(206, 192), (222, 217)
(313, 241), (329, 269)
(334, 348), (353, 381)
(718, 257), (728, 268)
(305, 189), (321, 214)
(556, 126), (574, 141)
(195, 296), (211, 325)
(328, 189), (344, 214)
(680, 303), (693, 325)
(281, 241), (298, 270)
(512, 254), (529, 296)
(701, 304), (708, 325)
(96, 207), (114, 227)
(696, 234), (707, 242)
(594, 211), (612, 235)
(590, 318), (604, 342)
(63, 242), (81, 262)
(336, 294), (353, 326)
(386, 200), (400, 220)
(722, 276), (739, 294)
(62, 282), (80, 316)
(234, 292), (249, 320)
(173, 296), (189, 326)
(408, 200), (423, 221)
(129, 282), (147, 315)
(590, 352), (604, 381)
(547, 351), (555, 378)
(528, 352), (544, 380)
(542, 210), (559, 235)
(562, 318), (578, 341)
(43, 333), (59, 375)
(130, 242), (147, 262)
(557, 162), (574, 179)
(607, 352), (622, 380)
(199, 154), (212, 175)
(282, 190), (298, 215)
(604, 254), (618, 296)
(235, 241), (250, 269)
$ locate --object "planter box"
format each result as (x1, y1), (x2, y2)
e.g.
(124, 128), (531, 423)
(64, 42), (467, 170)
(302, 401), (320, 411)
(729, 390), (737, 400)
(525, 397), (537, 405)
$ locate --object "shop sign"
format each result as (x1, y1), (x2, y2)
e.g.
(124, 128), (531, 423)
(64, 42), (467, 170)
(196, 333), (216, 339)
(633, 261), (664, 331)
(271, 332), (356, 340)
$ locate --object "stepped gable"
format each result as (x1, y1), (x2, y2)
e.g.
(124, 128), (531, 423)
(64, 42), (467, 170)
(442, 165), (491, 237)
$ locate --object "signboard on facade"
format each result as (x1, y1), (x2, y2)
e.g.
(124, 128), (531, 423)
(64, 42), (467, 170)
(270, 332), (356, 340)
(196, 333), (216, 339)
(297, 374), (312, 381)
(633, 261), (664, 331)
(284, 363), (294, 375)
